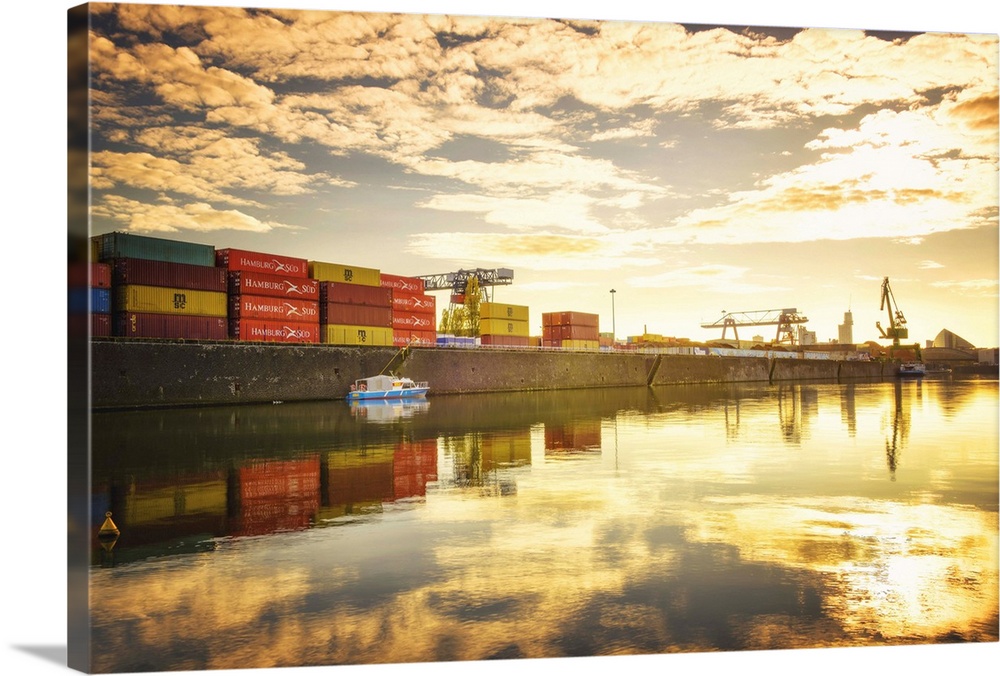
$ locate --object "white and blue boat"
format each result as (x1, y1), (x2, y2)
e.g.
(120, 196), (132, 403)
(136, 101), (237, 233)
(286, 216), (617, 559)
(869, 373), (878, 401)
(897, 362), (926, 377)
(348, 373), (429, 401)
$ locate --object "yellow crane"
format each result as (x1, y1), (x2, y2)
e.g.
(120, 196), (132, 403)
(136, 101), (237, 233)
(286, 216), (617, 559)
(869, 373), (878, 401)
(876, 277), (908, 347)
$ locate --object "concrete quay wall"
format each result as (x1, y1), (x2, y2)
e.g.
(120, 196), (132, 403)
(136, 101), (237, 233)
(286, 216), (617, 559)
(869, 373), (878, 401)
(90, 340), (886, 410)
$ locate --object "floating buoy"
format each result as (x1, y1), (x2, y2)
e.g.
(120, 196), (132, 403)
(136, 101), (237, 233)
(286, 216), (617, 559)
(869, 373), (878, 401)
(98, 511), (120, 540)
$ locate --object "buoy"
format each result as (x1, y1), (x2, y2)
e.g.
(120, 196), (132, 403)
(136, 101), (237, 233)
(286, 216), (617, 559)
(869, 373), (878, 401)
(98, 511), (120, 539)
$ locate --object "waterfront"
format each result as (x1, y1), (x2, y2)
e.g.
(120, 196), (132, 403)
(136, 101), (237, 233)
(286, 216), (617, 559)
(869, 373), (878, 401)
(87, 377), (998, 672)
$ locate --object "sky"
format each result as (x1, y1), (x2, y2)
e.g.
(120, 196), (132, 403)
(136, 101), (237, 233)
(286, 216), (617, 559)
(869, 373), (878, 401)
(78, 1), (999, 348)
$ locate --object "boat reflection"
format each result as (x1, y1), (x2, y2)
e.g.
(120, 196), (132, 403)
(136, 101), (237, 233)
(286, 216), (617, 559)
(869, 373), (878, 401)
(349, 398), (430, 422)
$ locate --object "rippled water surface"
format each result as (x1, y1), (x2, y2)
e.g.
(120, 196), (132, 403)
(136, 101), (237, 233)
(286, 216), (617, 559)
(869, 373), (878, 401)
(88, 377), (999, 672)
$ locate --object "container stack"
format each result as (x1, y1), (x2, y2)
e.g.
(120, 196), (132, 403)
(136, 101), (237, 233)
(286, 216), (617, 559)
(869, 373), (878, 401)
(95, 232), (229, 340)
(311, 261), (393, 346)
(381, 273), (437, 346)
(393, 438), (438, 499)
(479, 302), (530, 347)
(69, 260), (112, 337)
(230, 456), (321, 537)
(542, 311), (600, 350)
(218, 248), (320, 344)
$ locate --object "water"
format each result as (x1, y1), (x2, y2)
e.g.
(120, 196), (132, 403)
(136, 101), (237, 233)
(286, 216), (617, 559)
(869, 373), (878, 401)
(87, 377), (999, 672)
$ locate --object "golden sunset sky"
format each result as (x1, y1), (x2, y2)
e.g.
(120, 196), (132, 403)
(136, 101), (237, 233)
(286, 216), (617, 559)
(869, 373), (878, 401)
(78, 1), (999, 347)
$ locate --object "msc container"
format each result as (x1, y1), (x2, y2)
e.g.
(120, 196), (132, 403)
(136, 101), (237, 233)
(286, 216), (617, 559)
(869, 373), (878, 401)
(69, 287), (111, 314)
(309, 261), (381, 286)
(321, 303), (392, 327)
(216, 248), (309, 278)
(111, 257), (227, 292)
(480, 302), (529, 322)
(227, 270), (319, 300)
(115, 285), (227, 317)
(380, 273), (425, 294)
(229, 294), (320, 322)
(114, 312), (228, 339)
(392, 312), (435, 331)
(228, 319), (320, 343)
(391, 292), (436, 314)
(95, 231), (215, 266)
(319, 282), (391, 307)
(479, 318), (530, 337)
(321, 324), (393, 346)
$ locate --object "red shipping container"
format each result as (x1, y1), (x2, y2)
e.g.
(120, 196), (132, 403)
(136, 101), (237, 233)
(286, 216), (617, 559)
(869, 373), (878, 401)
(380, 273), (425, 294)
(111, 257), (227, 292)
(393, 329), (437, 346)
(391, 292), (436, 313)
(321, 302), (392, 327)
(391, 312), (435, 331)
(227, 270), (320, 300)
(228, 319), (320, 343)
(92, 313), (111, 337)
(114, 312), (228, 339)
(229, 294), (320, 322)
(238, 457), (321, 501)
(320, 282), (392, 307)
(216, 248), (309, 278)
(325, 463), (395, 506)
(70, 262), (111, 288)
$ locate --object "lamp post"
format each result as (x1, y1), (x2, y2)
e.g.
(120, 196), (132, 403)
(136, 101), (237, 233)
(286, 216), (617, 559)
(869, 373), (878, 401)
(610, 289), (616, 343)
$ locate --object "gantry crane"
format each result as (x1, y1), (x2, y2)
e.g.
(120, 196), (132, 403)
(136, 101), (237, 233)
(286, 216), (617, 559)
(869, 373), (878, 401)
(876, 277), (908, 346)
(416, 268), (513, 304)
(701, 308), (809, 345)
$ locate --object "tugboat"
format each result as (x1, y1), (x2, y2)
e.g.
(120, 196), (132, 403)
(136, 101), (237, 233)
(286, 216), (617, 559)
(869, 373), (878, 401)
(347, 373), (429, 401)
(897, 362), (926, 377)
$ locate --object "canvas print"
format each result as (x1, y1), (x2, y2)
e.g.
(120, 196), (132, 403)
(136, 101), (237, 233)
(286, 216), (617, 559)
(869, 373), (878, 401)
(67, 1), (999, 674)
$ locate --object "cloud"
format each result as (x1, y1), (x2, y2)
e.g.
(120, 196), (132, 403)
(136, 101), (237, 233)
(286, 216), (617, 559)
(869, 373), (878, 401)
(91, 195), (300, 234)
(919, 260), (944, 269)
(929, 278), (999, 296)
(626, 264), (790, 294)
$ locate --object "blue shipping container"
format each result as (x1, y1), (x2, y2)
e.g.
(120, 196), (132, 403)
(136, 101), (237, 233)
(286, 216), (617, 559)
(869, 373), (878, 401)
(69, 287), (111, 314)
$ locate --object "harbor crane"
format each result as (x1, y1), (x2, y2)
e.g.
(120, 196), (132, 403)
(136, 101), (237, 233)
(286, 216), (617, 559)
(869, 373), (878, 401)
(416, 268), (513, 304)
(701, 308), (809, 345)
(876, 276), (908, 346)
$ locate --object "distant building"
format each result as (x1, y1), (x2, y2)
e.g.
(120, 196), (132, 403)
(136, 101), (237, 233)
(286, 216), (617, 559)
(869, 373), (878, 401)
(932, 329), (975, 349)
(838, 311), (854, 345)
(797, 325), (817, 345)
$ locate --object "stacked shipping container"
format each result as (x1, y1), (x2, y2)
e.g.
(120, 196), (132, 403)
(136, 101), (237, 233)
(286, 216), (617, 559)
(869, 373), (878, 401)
(94, 232), (229, 340)
(69, 261), (112, 337)
(312, 261), (392, 346)
(381, 273), (437, 346)
(218, 248), (320, 343)
(479, 302), (531, 347)
(542, 311), (600, 350)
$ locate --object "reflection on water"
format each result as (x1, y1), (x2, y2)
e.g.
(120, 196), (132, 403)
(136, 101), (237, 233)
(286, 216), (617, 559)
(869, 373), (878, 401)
(88, 378), (998, 671)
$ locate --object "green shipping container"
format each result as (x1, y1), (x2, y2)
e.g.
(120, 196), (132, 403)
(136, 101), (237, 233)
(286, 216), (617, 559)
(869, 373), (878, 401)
(115, 285), (228, 317)
(95, 232), (216, 266)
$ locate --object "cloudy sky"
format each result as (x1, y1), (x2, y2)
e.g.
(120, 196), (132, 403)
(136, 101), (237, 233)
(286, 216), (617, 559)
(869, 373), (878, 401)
(81, 1), (999, 347)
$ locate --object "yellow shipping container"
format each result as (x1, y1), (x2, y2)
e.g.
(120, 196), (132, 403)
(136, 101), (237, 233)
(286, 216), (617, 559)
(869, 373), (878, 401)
(309, 261), (381, 286)
(480, 302), (529, 322)
(322, 324), (393, 346)
(115, 285), (227, 317)
(124, 481), (228, 524)
(479, 318), (530, 337)
(562, 339), (600, 350)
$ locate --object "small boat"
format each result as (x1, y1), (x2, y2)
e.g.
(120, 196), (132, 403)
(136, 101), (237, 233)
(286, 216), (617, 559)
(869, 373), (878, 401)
(348, 373), (429, 401)
(897, 362), (926, 377)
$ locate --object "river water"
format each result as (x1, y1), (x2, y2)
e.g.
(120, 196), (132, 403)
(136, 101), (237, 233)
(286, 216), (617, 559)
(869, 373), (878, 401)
(87, 376), (999, 672)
